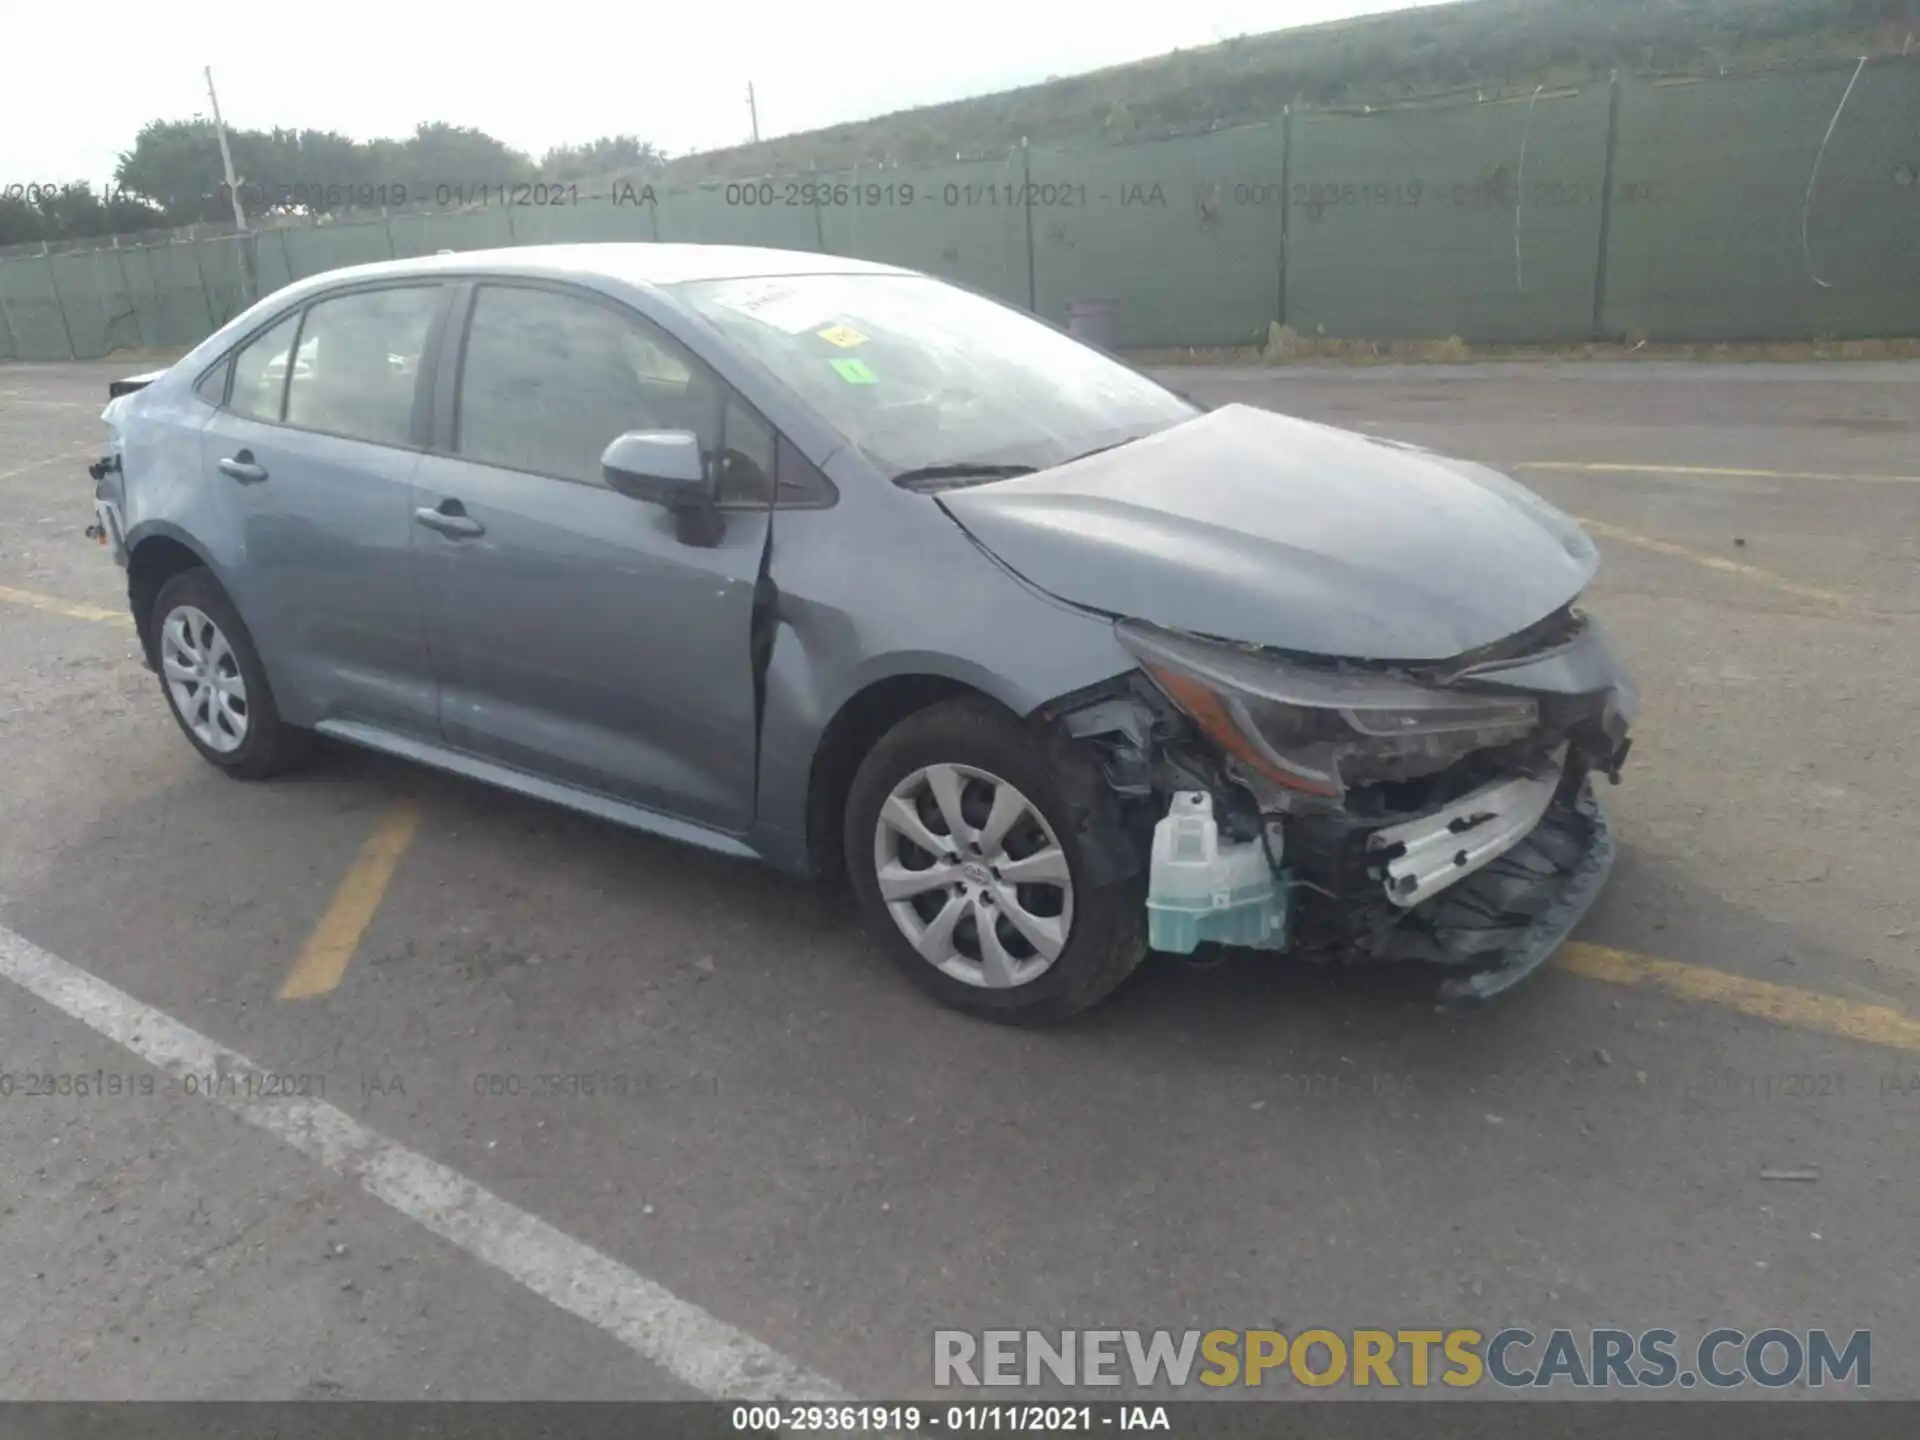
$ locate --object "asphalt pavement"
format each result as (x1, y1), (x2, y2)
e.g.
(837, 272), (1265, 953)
(1, 357), (1916, 1404)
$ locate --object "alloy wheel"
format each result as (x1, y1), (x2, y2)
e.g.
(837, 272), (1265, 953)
(872, 762), (1074, 989)
(160, 605), (249, 753)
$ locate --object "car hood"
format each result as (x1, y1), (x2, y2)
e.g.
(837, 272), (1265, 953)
(935, 403), (1599, 662)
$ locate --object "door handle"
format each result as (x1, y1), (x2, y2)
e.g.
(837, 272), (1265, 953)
(218, 451), (268, 484)
(414, 502), (485, 538)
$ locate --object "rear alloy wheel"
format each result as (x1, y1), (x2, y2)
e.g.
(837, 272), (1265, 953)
(161, 604), (250, 754)
(845, 698), (1145, 1024)
(151, 567), (310, 779)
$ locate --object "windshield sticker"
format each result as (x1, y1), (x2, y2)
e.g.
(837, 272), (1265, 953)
(816, 324), (868, 349)
(829, 357), (879, 384)
(711, 283), (838, 335)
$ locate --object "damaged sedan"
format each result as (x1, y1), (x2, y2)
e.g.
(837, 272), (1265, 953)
(88, 243), (1634, 1024)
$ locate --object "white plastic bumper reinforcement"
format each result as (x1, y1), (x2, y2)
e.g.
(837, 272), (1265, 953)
(1367, 747), (1567, 908)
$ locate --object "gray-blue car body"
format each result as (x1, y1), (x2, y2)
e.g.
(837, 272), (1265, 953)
(88, 243), (1636, 1022)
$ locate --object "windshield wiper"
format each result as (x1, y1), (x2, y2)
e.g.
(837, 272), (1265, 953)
(890, 462), (1037, 493)
(892, 436), (1149, 492)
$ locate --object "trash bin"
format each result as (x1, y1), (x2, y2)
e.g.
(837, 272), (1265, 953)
(1065, 298), (1119, 351)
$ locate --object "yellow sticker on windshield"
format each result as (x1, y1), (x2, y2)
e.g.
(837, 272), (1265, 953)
(817, 324), (868, 348)
(830, 358), (878, 384)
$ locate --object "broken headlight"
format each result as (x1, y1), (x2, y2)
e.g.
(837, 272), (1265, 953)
(1117, 621), (1539, 802)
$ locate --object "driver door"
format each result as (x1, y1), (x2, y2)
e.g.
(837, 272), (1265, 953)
(410, 281), (776, 834)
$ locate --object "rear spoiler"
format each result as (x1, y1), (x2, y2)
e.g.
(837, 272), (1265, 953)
(108, 370), (166, 400)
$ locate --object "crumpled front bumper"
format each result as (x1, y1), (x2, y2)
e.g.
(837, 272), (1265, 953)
(1357, 774), (1615, 1009)
(1070, 610), (1632, 1008)
(1434, 784), (1613, 1007)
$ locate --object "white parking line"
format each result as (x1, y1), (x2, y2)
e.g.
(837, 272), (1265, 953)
(0, 920), (850, 1403)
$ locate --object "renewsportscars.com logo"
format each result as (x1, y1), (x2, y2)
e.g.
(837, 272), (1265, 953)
(933, 1327), (1872, 1390)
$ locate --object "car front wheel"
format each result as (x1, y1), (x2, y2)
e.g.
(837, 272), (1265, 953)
(844, 698), (1146, 1024)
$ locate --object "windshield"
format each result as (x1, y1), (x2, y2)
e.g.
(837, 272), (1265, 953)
(667, 273), (1198, 479)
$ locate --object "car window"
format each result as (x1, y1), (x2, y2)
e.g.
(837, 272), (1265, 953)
(667, 273), (1198, 479)
(228, 312), (302, 422)
(456, 285), (774, 500)
(627, 331), (692, 385)
(284, 286), (440, 446)
(194, 360), (230, 407)
(716, 397), (776, 506)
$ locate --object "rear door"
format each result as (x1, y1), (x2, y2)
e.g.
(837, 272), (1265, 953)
(411, 280), (774, 833)
(198, 282), (449, 734)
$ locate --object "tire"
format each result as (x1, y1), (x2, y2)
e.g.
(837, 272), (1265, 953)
(843, 697), (1146, 1025)
(150, 567), (310, 779)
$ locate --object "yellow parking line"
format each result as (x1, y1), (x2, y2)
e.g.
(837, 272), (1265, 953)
(1558, 943), (1920, 1054)
(1573, 517), (1856, 610)
(278, 799), (422, 1000)
(0, 583), (124, 624)
(1520, 461), (1920, 487)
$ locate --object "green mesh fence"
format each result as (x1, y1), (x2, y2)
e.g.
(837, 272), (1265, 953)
(278, 219), (396, 280)
(118, 244), (217, 351)
(0, 253), (72, 358)
(654, 181), (823, 249)
(194, 235), (254, 332)
(505, 198), (659, 245)
(1602, 59), (1920, 341)
(1287, 87), (1612, 342)
(254, 230), (295, 297)
(1031, 123), (1290, 348)
(46, 249), (122, 359)
(1, 60), (1915, 363)
(818, 157), (1030, 307)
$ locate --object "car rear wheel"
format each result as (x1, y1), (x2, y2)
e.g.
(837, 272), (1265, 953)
(844, 698), (1146, 1024)
(151, 568), (309, 779)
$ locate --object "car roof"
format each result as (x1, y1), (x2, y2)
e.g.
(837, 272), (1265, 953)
(284, 242), (914, 292)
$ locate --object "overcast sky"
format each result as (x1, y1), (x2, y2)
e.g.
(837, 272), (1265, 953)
(3, 0), (1459, 188)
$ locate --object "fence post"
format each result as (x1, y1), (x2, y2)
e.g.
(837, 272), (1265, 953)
(42, 252), (79, 360)
(0, 263), (20, 360)
(183, 237), (218, 332)
(112, 240), (145, 350)
(1020, 137), (1036, 313)
(92, 248), (116, 354)
(1277, 103), (1294, 330)
(811, 163), (827, 253)
(1589, 69), (1623, 340)
(238, 228), (258, 307)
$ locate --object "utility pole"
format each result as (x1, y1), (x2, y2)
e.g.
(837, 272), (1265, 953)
(746, 82), (761, 143)
(205, 67), (248, 233)
(205, 65), (253, 300)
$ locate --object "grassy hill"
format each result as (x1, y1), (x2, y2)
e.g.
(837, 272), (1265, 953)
(654, 0), (1916, 185)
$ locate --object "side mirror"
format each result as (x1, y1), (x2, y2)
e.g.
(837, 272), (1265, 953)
(600, 430), (723, 546)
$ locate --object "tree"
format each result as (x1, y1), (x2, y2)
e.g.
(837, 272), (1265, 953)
(540, 135), (667, 183)
(400, 122), (537, 192)
(108, 117), (546, 222)
(0, 194), (43, 247)
(238, 128), (369, 213)
(0, 182), (166, 247)
(113, 118), (235, 222)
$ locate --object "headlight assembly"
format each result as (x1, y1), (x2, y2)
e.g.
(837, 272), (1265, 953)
(1117, 621), (1539, 801)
